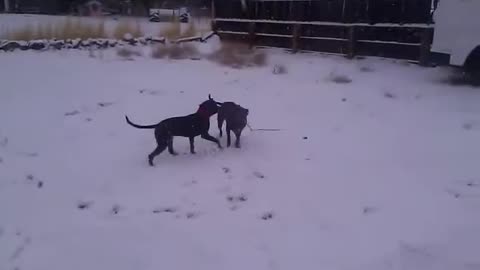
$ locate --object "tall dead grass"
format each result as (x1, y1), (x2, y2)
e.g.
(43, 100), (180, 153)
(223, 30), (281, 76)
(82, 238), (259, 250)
(151, 43), (199, 60)
(160, 18), (181, 40)
(1, 17), (145, 41)
(113, 19), (143, 40)
(208, 41), (267, 68)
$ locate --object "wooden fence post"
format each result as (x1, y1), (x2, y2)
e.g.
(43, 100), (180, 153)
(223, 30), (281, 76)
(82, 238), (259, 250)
(292, 24), (301, 53)
(248, 22), (256, 49)
(347, 26), (356, 59)
(211, 0), (217, 31)
(419, 27), (433, 66)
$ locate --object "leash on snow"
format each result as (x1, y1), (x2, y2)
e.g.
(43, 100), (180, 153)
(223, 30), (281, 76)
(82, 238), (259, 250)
(247, 123), (282, 132)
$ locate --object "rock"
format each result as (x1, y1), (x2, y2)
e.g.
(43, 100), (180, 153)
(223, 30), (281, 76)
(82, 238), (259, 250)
(0, 40), (22, 51)
(71, 39), (82, 49)
(107, 39), (118, 47)
(80, 39), (91, 47)
(137, 37), (147, 45)
(122, 34), (138, 45)
(28, 40), (48, 50)
(49, 39), (65, 50)
(96, 39), (109, 48)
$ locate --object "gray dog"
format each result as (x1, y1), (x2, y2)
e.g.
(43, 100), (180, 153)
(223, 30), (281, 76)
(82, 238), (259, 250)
(217, 102), (249, 148)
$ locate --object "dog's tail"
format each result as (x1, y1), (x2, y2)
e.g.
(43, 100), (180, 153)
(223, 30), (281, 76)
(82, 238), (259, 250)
(125, 115), (158, 129)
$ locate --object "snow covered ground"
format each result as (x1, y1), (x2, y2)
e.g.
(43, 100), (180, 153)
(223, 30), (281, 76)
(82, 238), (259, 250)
(1, 43), (480, 270)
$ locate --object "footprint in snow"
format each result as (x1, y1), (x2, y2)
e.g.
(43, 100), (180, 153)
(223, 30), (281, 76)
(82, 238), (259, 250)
(362, 206), (377, 215)
(227, 194), (248, 203)
(111, 204), (123, 215)
(64, 110), (80, 116)
(77, 201), (94, 210)
(253, 171), (265, 179)
(97, 102), (114, 108)
(152, 207), (177, 214)
(227, 194), (248, 211)
(0, 137), (8, 147)
(222, 167), (231, 174)
(261, 212), (274, 220)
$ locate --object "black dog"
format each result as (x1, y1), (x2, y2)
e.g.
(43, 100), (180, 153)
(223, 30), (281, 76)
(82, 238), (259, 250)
(217, 102), (249, 148)
(126, 95), (222, 166)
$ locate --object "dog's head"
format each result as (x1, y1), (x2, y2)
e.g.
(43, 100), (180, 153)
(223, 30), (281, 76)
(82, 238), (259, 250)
(198, 94), (220, 116)
(235, 104), (249, 126)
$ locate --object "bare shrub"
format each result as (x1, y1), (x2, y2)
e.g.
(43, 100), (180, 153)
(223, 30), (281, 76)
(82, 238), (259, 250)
(117, 47), (142, 59)
(151, 43), (198, 60)
(328, 72), (352, 84)
(151, 44), (169, 59)
(273, 64), (287, 74)
(113, 19), (143, 40)
(443, 70), (480, 87)
(169, 43), (198, 59)
(180, 21), (197, 38)
(359, 66), (375, 72)
(208, 41), (269, 68)
(252, 51), (267, 66)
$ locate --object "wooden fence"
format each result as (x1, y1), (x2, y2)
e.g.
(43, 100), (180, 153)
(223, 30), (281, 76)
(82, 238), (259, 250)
(212, 0), (435, 64)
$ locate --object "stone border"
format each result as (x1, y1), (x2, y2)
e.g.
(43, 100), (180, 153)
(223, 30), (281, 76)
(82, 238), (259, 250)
(0, 31), (217, 52)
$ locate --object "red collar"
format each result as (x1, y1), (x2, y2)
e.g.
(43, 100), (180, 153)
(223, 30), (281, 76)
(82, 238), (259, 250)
(196, 106), (211, 120)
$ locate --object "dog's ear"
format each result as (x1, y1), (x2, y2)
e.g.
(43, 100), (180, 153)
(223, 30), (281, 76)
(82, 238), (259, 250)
(208, 94), (213, 100)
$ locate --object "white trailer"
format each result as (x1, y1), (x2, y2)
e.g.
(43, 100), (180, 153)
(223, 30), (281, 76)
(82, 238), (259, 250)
(431, 0), (480, 76)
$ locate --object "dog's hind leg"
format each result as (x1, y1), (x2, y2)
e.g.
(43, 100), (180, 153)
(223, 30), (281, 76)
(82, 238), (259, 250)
(189, 137), (196, 154)
(148, 142), (167, 166)
(226, 124), (232, 147)
(201, 133), (222, 149)
(167, 137), (178, 156)
(233, 130), (242, 148)
(218, 115), (225, 137)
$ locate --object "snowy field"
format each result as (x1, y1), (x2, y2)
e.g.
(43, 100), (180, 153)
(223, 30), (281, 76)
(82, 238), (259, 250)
(1, 43), (480, 270)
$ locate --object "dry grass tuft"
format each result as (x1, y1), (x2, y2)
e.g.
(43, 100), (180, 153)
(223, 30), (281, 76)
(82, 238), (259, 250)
(180, 21), (197, 38)
(273, 64), (287, 74)
(117, 47), (143, 59)
(2, 17), (110, 40)
(252, 51), (267, 66)
(151, 43), (199, 60)
(208, 41), (267, 68)
(113, 19), (143, 40)
(328, 72), (352, 84)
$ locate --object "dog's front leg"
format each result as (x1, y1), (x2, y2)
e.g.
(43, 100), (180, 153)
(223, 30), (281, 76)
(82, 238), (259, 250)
(189, 137), (196, 154)
(226, 128), (232, 147)
(201, 133), (222, 149)
(234, 130), (241, 148)
(167, 137), (178, 156)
